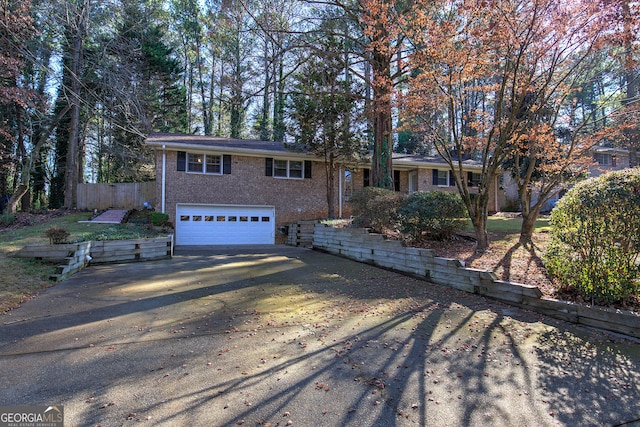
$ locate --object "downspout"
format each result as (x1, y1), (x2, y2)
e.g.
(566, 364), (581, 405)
(161, 145), (166, 213)
(494, 173), (499, 213)
(339, 164), (343, 218)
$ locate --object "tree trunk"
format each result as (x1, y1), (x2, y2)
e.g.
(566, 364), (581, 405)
(259, 37), (271, 141)
(7, 184), (28, 215)
(273, 58), (285, 143)
(622, 0), (638, 166)
(64, 1), (87, 210)
(520, 212), (538, 243)
(371, 52), (393, 189)
(197, 43), (211, 136)
(472, 210), (488, 250)
(229, 32), (243, 139)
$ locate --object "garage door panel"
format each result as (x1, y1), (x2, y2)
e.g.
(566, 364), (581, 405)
(176, 205), (275, 245)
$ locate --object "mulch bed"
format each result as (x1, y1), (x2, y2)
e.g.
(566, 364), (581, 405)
(409, 231), (640, 314)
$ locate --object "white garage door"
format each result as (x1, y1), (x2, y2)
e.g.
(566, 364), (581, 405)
(176, 204), (275, 245)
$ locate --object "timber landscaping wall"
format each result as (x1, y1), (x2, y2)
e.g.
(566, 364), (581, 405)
(311, 224), (640, 339)
(16, 236), (173, 281)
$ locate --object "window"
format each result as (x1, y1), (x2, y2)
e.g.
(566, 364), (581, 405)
(274, 159), (288, 177)
(179, 151), (231, 174)
(188, 153), (204, 172)
(595, 153), (613, 166)
(267, 158), (311, 179)
(206, 155), (221, 174)
(289, 161), (303, 178)
(187, 153), (221, 174)
(468, 172), (482, 187)
(433, 169), (450, 186)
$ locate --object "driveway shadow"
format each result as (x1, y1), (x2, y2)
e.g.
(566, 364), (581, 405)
(1, 246), (638, 426)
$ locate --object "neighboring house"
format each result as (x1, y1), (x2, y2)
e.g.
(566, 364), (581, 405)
(146, 133), (505, 245)
(500, 146), (633, 214)
(590, 146), (631, 178)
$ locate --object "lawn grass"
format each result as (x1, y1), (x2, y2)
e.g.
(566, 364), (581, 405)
(465, 215), (551, 234)
(0, 211), (164, 314)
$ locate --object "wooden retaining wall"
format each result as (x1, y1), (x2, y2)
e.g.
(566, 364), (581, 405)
(16, 236), (174, 281)
(16, 241), (94, 281)
(89, 237), (174, 263)
(312, 225), (640, 339)
(286, 220), (317, 247)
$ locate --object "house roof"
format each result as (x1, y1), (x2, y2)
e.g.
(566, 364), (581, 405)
(147, 132), (295, 157)
(146, 133), (483, 171)
(592, 146), (630, 155)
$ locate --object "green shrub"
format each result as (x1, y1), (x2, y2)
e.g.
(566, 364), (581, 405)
(349, 187), (405, 233)
(543, 168), (640, 305)
(397, 191), (467, 241)
(45, 227), (70, 244)
(149, 211), (169, 227)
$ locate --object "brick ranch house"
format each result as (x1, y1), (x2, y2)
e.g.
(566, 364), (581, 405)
(146, 133), (506, 245)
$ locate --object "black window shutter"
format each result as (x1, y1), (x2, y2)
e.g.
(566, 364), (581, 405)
(394, 170), (400, 191)
(177, 151), (186, 171)
(223, 155), (231, 174)
(304, 160), (312, 179)
(612, 155), (617, 167)
(432, 169), (438, 186)
(265, 158), (273, 176)
(449, 171), (456, 186)
(467, 171), (474, 187)
(364, 169), (370, 187)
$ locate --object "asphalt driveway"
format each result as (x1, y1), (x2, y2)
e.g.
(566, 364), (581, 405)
(1, 245), (639, 427)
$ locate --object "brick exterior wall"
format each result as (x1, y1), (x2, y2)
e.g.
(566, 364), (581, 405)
(346, 167), (504, 214)
(155, 150), (506, 235)
(157, 150), (333, 228)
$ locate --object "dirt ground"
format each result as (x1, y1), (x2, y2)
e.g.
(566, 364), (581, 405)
(0, 210), (70, 231)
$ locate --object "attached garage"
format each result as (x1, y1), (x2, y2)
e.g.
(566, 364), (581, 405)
(176, 204), (275, 245)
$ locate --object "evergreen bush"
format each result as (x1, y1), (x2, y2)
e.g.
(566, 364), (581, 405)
(397, 191), (467, 241)
(544, 168), (640, 305)
(149, 211), (170, 227)
(349, 187), (404, 233)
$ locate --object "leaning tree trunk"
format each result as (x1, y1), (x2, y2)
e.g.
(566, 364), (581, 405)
(5, 104), (71, 214)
